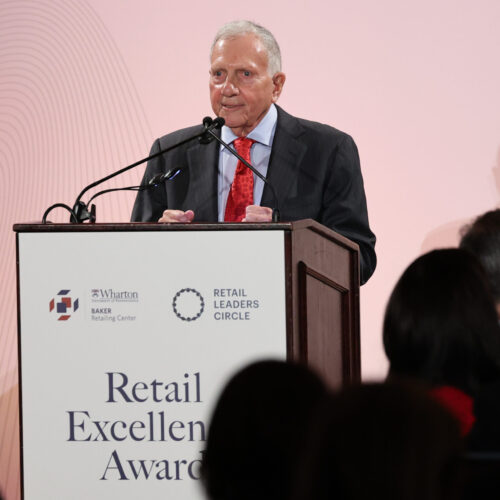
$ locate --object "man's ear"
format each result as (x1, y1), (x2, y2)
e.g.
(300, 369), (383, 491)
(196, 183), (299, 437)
(272, 72), (286, 102)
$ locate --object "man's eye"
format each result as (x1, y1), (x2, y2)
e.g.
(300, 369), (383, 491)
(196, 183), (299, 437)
(243, 71), (251, 77)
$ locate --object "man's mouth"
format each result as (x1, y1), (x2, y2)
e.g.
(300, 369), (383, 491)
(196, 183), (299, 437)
(221, 103), (242, 109)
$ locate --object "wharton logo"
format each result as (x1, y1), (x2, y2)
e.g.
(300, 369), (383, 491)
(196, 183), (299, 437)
(172, 288), (205, 321)
(49, 290), (79, 321)
(91, 289), (139, 303)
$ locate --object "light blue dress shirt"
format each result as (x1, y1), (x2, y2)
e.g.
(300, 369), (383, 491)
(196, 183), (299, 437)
(217, 104), (278, 221)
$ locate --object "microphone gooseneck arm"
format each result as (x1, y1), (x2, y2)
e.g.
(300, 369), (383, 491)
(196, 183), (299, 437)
(64, 117), (223, 223)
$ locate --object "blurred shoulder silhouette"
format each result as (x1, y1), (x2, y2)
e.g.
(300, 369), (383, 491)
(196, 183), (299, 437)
(293, 382), (463, 500)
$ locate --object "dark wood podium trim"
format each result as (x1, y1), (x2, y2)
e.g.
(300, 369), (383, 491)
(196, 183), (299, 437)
(13, 221), (293, 232)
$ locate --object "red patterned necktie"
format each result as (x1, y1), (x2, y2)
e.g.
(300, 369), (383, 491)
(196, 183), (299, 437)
(224, 137), (255, 222)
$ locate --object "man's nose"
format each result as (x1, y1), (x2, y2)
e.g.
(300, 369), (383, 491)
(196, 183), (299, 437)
(221, 75), (238, 96)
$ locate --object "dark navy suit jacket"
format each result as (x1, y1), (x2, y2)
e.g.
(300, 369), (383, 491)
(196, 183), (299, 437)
(131, 106), (376, 284)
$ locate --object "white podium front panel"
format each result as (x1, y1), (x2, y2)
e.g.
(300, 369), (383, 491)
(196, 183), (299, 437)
(18, 230), (287, 500)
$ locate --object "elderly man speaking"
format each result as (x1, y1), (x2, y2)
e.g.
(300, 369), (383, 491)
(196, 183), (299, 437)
(131, 20), (376, 284)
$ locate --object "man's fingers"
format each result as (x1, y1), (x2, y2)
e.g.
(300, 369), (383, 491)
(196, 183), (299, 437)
(158, 210), (195, 223)
(242, 205), (273, 222)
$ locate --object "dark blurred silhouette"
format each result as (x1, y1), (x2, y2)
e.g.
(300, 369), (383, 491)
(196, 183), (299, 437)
(460, 208), (500, 316)
(383, 249), (500, 397)
(382, 248), (500, 486)
(458, 214), (500, 461)
(460, 452), (500, 499)
(200, 359), (327, 500)
(293, 383), (463, 500)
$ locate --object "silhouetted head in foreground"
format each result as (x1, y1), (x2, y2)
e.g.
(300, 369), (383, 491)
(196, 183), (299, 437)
(383, 248), (500, 395)
(201, 359), (327, 500)
(294, 383), (462, 500)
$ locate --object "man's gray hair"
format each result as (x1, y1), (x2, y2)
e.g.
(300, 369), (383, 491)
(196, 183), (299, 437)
(210, 20), (282, 76)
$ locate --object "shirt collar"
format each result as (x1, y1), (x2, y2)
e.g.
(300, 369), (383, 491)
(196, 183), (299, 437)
(220, 104), (278, 147)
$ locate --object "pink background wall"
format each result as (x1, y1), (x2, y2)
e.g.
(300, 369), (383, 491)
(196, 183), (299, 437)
(1, 0), (500, 497)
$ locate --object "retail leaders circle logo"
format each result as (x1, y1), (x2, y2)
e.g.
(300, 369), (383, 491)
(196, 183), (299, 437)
(172, 288), (204, 321)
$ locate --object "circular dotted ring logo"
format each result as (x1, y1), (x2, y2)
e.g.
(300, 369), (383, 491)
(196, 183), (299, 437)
(172, 288), (205, 321)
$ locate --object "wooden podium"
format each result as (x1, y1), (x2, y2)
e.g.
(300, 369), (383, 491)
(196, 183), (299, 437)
(15, 219), (359, 500)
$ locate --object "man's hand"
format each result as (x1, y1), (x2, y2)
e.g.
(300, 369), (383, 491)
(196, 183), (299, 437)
(158, 210), (195, 223)
(242, 205), (273, 222)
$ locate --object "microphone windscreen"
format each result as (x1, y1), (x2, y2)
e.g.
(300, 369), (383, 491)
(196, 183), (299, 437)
(214, 117), (225, 128)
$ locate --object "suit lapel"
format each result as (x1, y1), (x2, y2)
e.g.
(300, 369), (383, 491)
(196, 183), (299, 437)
(261, 106), (307, 207)
(184, 136), (219, 221)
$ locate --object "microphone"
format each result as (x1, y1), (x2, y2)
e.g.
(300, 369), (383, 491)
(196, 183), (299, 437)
(199, 116), (224, 144)
(148, 167), (184, 185)
(202, 116), (224, 129)
(204, 118), (280, 222)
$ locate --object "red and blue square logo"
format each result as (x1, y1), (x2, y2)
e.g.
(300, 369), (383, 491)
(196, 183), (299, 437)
(49, 290), (79, 320)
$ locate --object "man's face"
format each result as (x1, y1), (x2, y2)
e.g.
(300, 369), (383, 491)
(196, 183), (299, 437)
(209, 34), (285, 137)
